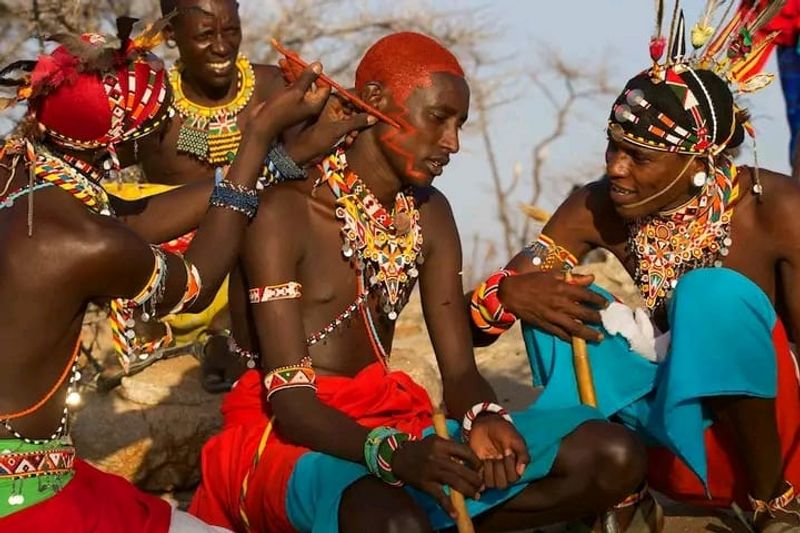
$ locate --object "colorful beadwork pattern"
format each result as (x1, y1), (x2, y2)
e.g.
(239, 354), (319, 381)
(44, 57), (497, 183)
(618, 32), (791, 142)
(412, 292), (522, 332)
(170, 55), (255, 166)
(0, 447), (75, 479)
(470, 269), (518, 335)
(461, 401), (513, 442)
(321, 148), (423, 320)
(248, 281), (302, 304)
(522, 234), (578, 272)
(263, 357), (316, 400)
(628, 157), (741, 313)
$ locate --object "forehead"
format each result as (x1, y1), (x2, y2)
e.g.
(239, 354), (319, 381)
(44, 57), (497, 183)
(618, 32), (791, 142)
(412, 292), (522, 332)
(405, 73), (470, 112)
(176, 0), (239, 24)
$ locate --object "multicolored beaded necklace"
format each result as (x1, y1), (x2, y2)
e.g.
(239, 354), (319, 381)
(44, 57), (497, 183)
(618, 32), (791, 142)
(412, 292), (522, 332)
(170, 55), (256, 166)
(627, 158), (741, 313)
(321, 148), (424, 321)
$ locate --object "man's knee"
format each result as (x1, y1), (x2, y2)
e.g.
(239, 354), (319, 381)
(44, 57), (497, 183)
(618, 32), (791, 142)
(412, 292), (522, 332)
(562, 421), (647, 498)
(340, 477), (432, 533)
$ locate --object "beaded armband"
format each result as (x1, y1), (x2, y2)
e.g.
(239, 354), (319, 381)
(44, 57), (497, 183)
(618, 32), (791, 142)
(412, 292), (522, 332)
(470, 269), (517, 335)
(522, 234), (578, 272)
(263, 356), (316, 400)
(168, 257), (203, 315)
(110, 246), (173, 373)
(209, 173), (259, 219)
(258, 143), (308, 190)
(364, 426), (416, 487)
(461, 402), (513, 442)
(248, 281), (302, 304)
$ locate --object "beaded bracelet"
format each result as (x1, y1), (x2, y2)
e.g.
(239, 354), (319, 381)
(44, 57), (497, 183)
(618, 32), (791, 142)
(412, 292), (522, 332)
(263, 356), (316, 400)
(470, 269), (517, 335)
(209, 178), (259, 219)
(258, 143), (307, 190)
(461, 401), (514, 442)
(364, 426), (415, 486)
(522, 234), (578, 272)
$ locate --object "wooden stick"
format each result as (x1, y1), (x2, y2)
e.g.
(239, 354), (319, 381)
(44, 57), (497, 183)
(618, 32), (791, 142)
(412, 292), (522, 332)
(432, 410), (475, 533)
(270, 39), (402, 129)
(565, 272), (619, 533)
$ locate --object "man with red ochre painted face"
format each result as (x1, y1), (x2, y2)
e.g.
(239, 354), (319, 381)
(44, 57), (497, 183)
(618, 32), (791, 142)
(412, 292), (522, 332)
(467, 4), (800, 531)
(189, 32), (646, 533)
(107, 0), (373, 391)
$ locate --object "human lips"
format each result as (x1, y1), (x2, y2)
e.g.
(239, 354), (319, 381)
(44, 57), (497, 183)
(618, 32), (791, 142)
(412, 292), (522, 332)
(425, 155), (450, 177)
(207, 59), (233, 74)
(608, 181), (637, 204)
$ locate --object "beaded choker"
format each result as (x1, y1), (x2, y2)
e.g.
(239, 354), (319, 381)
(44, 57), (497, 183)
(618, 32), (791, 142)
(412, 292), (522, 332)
(170, 55), (256, 166)
(628, 158), (740, 313)
(321, 148), (424, 321)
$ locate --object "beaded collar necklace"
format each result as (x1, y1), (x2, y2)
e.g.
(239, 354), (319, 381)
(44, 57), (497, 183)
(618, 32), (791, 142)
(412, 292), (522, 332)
(627, 157), (740, 314)
(170, 55), (256, 166)
(321, 148), (424, 321)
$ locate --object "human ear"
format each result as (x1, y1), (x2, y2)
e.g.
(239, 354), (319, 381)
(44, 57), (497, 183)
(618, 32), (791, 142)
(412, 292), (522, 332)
(360, 82), (391, 112)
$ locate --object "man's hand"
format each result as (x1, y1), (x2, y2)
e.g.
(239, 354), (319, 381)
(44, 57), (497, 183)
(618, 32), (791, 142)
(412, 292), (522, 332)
(245, 62), (330, 141)
(392, 435), (483, 518)
(286, 92), (376, 165)
(498, 271), (607, 342)
(467, 414), (530, 490)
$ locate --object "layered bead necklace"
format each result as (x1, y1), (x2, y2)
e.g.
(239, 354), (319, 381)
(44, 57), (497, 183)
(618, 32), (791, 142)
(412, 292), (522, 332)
(627, 158), (741, 314)
(170, 55), (256, 166)
(322, 148), (424, 321)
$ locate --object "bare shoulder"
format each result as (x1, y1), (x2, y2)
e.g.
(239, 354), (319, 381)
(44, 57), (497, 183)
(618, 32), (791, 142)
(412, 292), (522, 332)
(748, 167), (800, 242)
(251, 63), (285, 102)
(417, 186), (456, 226)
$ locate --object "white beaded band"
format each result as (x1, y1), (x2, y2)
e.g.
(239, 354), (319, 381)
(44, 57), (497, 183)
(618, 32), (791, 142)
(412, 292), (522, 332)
(461, 401), (513, 442)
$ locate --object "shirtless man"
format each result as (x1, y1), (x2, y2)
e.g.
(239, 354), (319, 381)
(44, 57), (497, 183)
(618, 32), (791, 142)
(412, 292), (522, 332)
(190, 32), (646, 532)
(0, 27), (332, 530)
(469, 5), (800, 531)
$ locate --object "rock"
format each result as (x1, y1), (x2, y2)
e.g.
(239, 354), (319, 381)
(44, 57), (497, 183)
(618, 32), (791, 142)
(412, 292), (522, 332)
(71, 355), (222, 492)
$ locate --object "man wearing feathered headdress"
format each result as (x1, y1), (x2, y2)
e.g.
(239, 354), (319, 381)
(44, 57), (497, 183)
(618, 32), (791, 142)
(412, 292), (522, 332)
(468, 1), (800, 531)
(0, 16), (344, 530)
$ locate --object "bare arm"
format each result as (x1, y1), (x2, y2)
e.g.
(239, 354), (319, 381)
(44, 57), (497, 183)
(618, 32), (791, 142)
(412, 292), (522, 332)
(241, 189), (369, 462)
(469, 183), (609, 346)
(419, 190), (497, 418)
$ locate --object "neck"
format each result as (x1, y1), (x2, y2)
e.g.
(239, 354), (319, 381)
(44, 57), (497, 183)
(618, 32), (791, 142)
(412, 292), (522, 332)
(179, 69), (237, 105)
(345, 130), (404, 206)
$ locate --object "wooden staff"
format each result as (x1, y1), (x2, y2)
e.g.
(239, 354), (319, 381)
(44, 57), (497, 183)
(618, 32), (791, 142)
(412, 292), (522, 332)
(564, 271), (620, 533)
(270, 39), (402, 129)
(432, 409), (475, 533)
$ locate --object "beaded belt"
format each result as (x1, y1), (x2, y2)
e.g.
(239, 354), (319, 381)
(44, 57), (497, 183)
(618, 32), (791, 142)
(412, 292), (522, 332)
(0, 446), (75, 479)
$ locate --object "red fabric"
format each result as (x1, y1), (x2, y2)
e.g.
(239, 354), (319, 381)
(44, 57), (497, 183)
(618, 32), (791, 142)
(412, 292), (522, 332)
(159, 230), (196, 255)
(190, 363), (434, 532)
(647, 319), (800, 508)
(763, 0), (800, 46)
(0, 458), (171, 532)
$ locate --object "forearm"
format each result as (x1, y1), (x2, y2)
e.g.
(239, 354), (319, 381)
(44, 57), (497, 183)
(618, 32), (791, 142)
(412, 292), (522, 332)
(272, 392), (370, 463)
(442, 370), (498, 421)
(183, 131), (274, 309)
(113, 180), (215, 244)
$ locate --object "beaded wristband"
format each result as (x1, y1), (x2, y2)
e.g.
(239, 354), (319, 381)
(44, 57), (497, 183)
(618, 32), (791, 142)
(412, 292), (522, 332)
(522, 234), (578, 272)
(364, 426), (415, 486)
(259, 143), (308, 186)
(210, 178), (259, 219)
(263, 356), (316, 400)
(470, 269), (517, 335)
(461, 401), (514, 442)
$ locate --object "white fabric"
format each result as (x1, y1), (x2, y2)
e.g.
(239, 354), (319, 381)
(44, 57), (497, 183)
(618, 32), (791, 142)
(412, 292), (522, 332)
(170, 508), (232, 532)
(599, 302), (672, 362)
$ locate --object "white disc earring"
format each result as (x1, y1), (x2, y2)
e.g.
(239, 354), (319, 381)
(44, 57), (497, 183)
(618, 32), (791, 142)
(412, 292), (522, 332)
(691, 171), (707, 188)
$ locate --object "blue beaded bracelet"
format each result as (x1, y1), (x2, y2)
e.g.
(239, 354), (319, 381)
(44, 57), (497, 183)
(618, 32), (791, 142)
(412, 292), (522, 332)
(258, 143), (307, 189)
(209, 179), (259, 219)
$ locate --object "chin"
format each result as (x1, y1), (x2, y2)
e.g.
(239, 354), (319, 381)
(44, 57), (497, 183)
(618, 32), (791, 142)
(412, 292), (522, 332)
(402, 171), (434, 189)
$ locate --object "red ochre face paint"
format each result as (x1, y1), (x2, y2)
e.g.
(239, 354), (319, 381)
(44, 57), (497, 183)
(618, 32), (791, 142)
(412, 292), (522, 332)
(356, 32), (467, 186)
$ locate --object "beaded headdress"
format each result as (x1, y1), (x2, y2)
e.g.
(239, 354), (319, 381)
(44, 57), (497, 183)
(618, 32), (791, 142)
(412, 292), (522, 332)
(0, 16), (173, 169)
(609, 0), (785, 196)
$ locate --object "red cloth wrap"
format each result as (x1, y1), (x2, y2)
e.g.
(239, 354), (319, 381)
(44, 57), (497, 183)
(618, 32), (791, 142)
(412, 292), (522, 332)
(0, 458), (171, 532)
(648, 319), (800, 507)
(190, 362), (434, 532)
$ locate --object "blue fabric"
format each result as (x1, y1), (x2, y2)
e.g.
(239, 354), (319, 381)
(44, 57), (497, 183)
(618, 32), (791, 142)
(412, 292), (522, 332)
(523, 267), (778, 486)
(285, 404), (601, 533)
(777, 45), (800, 164)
